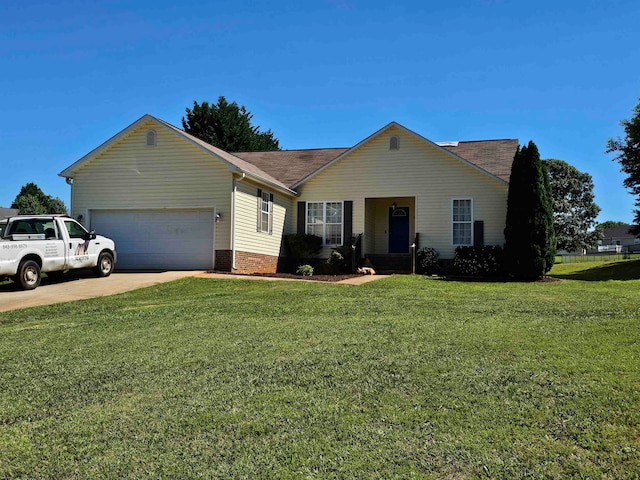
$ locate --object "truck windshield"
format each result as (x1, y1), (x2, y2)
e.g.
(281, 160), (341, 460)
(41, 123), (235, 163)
(0, 222), (5, 237)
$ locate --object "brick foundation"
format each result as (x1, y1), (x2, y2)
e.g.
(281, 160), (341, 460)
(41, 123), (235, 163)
(234, 251), (279, 274)
(214, 250), (280, 274)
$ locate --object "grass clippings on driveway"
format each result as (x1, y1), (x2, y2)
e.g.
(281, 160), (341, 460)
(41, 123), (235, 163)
(1, 261), (639, 478)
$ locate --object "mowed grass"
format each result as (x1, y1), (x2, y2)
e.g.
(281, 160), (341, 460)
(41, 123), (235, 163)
(1, 262), (639, 478)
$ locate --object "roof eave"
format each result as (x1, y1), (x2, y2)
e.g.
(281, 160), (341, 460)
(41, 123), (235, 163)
(152, 118), (297, 196)
(233, 170), (298, 196)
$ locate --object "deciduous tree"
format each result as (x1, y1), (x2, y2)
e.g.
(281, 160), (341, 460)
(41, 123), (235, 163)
(544, 159), (600, 251)
(607, 98), (640, 235)
(597, 220), (628, 229)
(182, 96), (280, 152)
(11, 183), (68, 215)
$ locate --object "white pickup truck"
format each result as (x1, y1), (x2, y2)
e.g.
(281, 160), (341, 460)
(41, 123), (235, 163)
(0, 215), (117, 290)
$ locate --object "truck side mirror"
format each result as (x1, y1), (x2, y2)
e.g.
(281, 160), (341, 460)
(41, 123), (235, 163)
(86, 230), (97, 240)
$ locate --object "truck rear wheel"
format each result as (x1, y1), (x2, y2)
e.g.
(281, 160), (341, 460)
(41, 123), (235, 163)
(15, 260), (42, 290)
(94, 252), (114, 277)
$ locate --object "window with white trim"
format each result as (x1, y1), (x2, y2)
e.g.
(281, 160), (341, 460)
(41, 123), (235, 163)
(307, 201), (343, 246)
(452, 199), (473, 245)
(257, 189), (273, 234)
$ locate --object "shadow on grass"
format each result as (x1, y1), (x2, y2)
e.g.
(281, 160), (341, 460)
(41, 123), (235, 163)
(550, 259), (640, 281)
(436, 275), (558, 284)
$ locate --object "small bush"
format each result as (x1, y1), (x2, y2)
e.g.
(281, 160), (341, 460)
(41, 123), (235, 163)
(284, 234), (322, 260)
(283, 234), (323, 273)
(296, 264), (314, 276)
(324, 243), (353, 274)
(454, 246), (504, 276)
(416, 247), (440, 274)
(324, 250), (344, 274)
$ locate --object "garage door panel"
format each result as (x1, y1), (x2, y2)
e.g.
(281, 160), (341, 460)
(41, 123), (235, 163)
(91, 210), (215, 270)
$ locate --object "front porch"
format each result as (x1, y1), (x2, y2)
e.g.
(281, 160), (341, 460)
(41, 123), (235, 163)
(365, 253), (413, 274)
(354, 196), (419, 273)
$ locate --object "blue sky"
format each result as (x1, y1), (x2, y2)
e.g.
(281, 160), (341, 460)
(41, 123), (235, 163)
(1, 0), (638, 223)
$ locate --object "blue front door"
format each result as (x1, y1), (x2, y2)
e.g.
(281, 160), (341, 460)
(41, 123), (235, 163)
(388, 207), (410, 253)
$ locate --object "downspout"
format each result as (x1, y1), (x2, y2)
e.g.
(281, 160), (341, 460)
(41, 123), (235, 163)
(230, 172), (246, 270)
(65, 177), (74, 217)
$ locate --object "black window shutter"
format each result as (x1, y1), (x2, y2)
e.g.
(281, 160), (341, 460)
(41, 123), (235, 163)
(257, 189), (262, 232)
(297, 201), (306, 234)
(269, 193), (274, 234)
(473, 220), (484, 247)
(343, 201), (353, 246)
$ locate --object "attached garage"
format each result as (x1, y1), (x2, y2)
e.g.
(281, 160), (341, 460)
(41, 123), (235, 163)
(90, 209), (215, 270)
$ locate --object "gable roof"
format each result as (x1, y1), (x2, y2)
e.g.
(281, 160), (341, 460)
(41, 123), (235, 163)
(60, 115), (517, 194)
(59, 114), (296, 195)
(287, 122), (516, 188)
(603, 225), (636, 239)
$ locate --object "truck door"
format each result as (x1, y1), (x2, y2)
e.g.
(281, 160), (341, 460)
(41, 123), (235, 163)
(38, 219), (66, 271)
(62, 219), (95, 269)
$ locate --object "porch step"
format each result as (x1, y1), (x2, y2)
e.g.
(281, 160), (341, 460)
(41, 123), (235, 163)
(366, 254), (412, 274)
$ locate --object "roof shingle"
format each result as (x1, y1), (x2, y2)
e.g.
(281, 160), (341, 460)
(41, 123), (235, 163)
(232, 148), (349, 188)
(440, 139), (518, 183)
(235, 139), (518, 187)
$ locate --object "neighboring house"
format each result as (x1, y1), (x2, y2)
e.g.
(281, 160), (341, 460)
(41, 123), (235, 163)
(0, 208), (19, 219)
(599, 225), (640, 253)
(58, 114), (517, 272)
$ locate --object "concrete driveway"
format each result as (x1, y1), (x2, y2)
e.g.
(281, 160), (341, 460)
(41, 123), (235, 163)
(0, 271), (201, 313)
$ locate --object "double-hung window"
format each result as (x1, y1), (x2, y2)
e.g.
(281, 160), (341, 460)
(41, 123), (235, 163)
(307, 201), (343, 246)
(452, 198), (473, 246)
(257, 189), (273, 234)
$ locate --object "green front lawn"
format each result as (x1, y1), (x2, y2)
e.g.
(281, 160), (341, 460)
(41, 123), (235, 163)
(1, 262), (639, 478)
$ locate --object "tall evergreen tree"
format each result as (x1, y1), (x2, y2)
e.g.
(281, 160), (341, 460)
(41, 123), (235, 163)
(504, 141), (556, 279)
(182, 96), (280, 152)
(606, 98), (640, 235)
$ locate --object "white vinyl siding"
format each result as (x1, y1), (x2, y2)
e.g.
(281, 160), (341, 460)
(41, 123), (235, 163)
(296, 125), (507, 259)
(452, 198), (473, 246)
(70, 119), (232, 250)
(307, 201), (343, 246)
(234, 179), (291, 257)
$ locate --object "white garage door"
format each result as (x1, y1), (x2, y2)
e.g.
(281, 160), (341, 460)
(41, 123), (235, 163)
(91, 209), (215, 270)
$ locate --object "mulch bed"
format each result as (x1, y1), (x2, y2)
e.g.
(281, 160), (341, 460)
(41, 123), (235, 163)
(208, 271), (362, 282)
(254, 273), (362, 282)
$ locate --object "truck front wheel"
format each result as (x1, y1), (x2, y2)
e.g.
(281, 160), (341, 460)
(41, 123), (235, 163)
(15, 260), (42, 290)
(94, 252), (114, 277)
